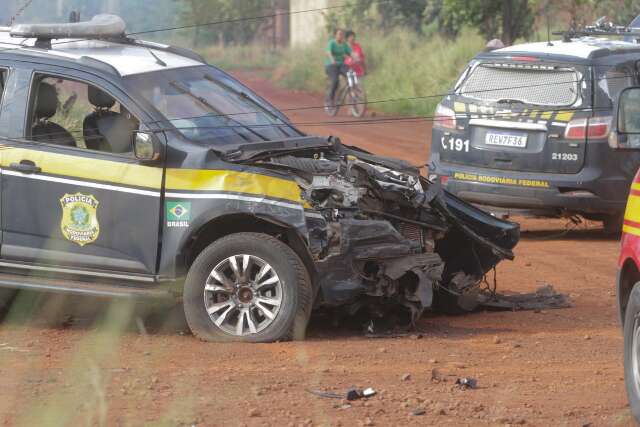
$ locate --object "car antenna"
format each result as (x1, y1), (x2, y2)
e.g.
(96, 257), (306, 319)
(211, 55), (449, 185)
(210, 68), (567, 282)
(146, 48), (167, 67)
(546, 2), (553, 46)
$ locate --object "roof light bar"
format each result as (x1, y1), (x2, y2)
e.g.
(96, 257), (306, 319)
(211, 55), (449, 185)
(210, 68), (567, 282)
(484, 62), (556, 71)
(9, 14), (126, 40)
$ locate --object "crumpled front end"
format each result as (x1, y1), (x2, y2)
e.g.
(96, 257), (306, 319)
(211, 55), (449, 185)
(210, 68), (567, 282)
(252, 142), (520, 321)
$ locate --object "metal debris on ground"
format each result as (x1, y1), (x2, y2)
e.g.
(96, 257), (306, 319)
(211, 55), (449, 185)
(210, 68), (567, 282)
(307, 387), (376, 401)
(306, 389), (343, 399)
(412, 408), (427, 416)
(455, 377), (478, 390)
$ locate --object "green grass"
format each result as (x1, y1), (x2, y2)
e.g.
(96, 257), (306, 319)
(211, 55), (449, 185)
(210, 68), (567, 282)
(202, 28), (485, 117)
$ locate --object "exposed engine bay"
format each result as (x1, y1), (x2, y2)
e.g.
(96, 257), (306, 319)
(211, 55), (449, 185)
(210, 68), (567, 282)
(248, 140), (521, 324)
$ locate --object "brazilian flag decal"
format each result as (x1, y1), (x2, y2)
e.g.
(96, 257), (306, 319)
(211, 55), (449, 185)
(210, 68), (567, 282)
(166, 201), (191, 228)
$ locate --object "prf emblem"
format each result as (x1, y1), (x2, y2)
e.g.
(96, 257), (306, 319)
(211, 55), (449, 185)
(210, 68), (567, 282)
(60, 193), (100, 246)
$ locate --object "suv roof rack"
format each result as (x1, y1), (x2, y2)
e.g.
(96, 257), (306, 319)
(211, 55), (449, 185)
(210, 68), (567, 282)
(553, 16), (640, 43)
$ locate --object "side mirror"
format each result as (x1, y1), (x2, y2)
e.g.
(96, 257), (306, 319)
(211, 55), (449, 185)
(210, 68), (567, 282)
(611, 87), (640, 149)
(133, 131), (161, 161)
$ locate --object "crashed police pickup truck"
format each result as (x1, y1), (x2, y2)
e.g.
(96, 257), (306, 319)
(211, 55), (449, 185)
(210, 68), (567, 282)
(0, 15), (518, 342)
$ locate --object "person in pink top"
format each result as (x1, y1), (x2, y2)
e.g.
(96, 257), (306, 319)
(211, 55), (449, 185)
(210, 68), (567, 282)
(344, 30), (366, 78)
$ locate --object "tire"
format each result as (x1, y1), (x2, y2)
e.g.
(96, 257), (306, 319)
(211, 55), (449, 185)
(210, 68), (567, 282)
(183, 232), (313, 343)
(348, 85), (367, 118)
(623, 282), (640, 422)
(603, 213), (623, 235)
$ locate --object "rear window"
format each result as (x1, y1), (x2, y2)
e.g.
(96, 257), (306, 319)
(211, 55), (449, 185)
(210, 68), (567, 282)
(457, 64), (581, 106)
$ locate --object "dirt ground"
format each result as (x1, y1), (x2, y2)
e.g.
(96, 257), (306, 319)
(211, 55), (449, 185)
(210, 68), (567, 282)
(0, 72), (633, 427)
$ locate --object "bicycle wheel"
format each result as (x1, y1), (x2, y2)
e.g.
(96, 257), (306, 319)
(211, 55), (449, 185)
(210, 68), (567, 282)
(324, 100), (338, 117)
(348, 84), (367, 118)
(324, 83), (341, 117)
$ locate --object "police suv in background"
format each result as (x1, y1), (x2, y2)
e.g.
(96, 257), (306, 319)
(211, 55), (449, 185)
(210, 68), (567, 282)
(429, 30), (640, 233)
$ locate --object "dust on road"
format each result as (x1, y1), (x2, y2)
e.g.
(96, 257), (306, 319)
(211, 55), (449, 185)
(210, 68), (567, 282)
(0, 72), (631, 427)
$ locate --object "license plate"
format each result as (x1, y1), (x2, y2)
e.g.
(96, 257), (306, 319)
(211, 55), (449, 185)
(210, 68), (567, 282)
(485, 132), (528, 148)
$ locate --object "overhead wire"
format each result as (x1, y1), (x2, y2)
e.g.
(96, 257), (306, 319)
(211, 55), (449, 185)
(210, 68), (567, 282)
(145, 72), (636, 124)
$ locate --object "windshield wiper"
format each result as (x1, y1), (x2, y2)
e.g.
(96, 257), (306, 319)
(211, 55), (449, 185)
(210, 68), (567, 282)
(222, 136), (332, 162)
(169, 81), (270, 142)
(203, 75), (296, 138)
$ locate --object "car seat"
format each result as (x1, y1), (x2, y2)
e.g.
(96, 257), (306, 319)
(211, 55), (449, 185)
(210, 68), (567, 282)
(83, 86), (137, 154)
(31, 83), (76, 147)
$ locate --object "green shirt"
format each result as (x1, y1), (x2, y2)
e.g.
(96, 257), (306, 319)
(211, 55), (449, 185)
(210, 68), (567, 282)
(325, 39), (352, 66)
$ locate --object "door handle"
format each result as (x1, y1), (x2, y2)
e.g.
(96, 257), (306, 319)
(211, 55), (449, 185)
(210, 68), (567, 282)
(8, 160), (41, 174)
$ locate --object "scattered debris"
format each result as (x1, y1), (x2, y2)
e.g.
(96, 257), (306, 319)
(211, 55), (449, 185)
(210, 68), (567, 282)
(411, 408), (426, 416)
(455, 377), (478, 390)
(346, 388), (361, 401)
(248, 408), (261, 417)
(401, 373), (411, 381)
(307, 387), (376, 401)
(307, 389), (343, 399)
(479, 284), (570, 311)
(493, 336), (502, 344)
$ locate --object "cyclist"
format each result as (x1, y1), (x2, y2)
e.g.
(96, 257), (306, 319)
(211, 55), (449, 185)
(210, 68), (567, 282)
(345, 30), (366, 79)
(325, 28), (352, 108)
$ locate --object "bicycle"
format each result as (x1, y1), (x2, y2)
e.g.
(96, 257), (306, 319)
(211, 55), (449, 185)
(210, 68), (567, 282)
(324, 67), (367, 118)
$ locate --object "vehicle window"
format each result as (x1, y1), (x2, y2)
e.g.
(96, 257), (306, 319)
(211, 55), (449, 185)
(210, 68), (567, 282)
(619, 89), (640, 133)
(596, 68), (634, 108)
(27, 75), (140, 154)
(0, 68), (7, 105)
(124, 65), (302, 146)
(457, 63), (581, 106)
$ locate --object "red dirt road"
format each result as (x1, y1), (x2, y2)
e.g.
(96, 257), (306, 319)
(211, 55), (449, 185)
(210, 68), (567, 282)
(0, 73), (632, 427)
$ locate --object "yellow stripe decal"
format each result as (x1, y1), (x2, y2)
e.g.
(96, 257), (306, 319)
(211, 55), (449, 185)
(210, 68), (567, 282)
(454, 102), (466, 113)
(0, 147), (162, 189)
(166, 169), (302, 203)
(555, 111), (575, 122)
(0, 147), (303, 203)
(624, 224), (640, 237)
(540, 111), (553, 120)
(626, 194), (640, 221)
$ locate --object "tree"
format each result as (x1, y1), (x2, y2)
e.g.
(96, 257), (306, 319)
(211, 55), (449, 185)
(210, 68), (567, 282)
(442, 0), (534, 45)
(175, 0), (272, 47)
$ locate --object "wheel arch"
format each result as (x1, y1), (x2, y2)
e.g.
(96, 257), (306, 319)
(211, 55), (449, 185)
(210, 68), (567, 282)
(177, 213), (317, 285)
(619, 257), (640, 327)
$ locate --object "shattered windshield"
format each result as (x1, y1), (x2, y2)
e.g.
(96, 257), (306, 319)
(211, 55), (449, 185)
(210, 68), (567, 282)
(124, 66), (302, 144)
